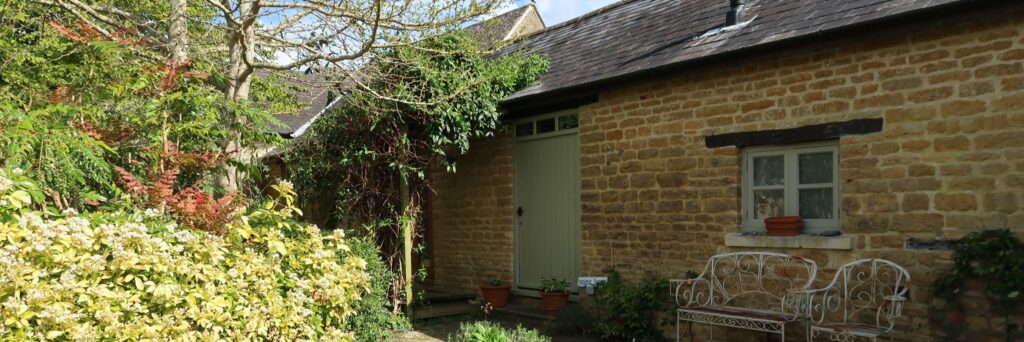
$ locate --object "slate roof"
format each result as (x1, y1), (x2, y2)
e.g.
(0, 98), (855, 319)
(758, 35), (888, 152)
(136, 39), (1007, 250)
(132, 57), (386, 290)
(469, 5), (535, 49)
(505, 0), (974, 103)
(269, 72), (340, 137)
(466, 4), (540, 49)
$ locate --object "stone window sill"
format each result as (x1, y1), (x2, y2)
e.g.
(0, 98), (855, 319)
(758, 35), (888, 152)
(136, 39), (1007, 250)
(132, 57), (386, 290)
(724, 233), (853, 250)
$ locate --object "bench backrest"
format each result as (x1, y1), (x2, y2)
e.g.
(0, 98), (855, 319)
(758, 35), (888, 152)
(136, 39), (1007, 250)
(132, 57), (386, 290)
(811, 259), (910, 332)
(699, 252), (818, 310)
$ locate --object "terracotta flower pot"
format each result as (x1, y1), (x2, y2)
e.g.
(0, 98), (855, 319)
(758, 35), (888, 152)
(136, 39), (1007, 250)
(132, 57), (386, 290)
(539, 291), (570, 316)
(479, 284), (511, 308)
(765, 216), (802, 236)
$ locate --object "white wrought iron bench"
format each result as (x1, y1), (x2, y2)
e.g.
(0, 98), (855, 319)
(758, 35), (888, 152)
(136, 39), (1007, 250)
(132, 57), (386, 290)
(671, 252), (818, 341)
(789, 258), (910, 342)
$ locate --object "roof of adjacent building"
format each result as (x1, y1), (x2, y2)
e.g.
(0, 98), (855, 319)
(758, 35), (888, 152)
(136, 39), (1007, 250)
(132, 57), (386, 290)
(468, 4), (545, 49)
(270, 72), (339, 137)
(504, 0), (973, 104)
(272, 4), (544, 138)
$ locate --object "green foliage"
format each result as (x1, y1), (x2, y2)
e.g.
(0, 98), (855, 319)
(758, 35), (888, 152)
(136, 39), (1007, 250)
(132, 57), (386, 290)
(587, 269), (671, 341)
(288, 32), (547, 224)
(346, 233), (412, 342)
(932, 229), (1024, 339)
(0, 172), (369, 340)
(489, 278), (504, 286)
(287, 32), (545, 313)
(552, 304), (597, 336)
(540, 278), (570, 293)
(448, 321), (551, 342)
(0, 168), (45, 220)
(0, 3), (284, 208)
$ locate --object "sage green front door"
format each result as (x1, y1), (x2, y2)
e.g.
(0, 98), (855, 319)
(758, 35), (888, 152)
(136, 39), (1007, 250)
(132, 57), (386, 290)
(513, 111), (581, 291)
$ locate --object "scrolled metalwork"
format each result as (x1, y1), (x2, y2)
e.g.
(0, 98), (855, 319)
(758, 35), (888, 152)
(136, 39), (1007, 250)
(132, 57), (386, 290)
(671, 252), (818, 342)
(801, 259), (910, 341)
(673, 252), (818, 311)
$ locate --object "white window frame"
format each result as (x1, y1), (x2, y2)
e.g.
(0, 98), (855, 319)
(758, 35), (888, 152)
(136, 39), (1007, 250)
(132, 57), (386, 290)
(513, 109), (579, 141)
(742, 140), (840, 233)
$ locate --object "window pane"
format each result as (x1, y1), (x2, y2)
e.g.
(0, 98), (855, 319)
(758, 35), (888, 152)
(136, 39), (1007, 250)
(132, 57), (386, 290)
(753, 156), (784, 186)
(799, 188), (834, 219)
(753, 190), (785, 219)
(537, 118), (556, 133)
(799, 152), (833, 184)
(516, 122), (533, 137)
(558, 114), (579, 130)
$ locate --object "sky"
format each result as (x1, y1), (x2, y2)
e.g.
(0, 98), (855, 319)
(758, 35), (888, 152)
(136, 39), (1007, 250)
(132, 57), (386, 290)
(508, 0), (621, 25)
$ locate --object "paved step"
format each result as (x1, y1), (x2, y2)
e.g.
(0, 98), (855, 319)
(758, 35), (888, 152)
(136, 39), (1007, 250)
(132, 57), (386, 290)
(386, 331), (444, 342)
(493, 304), (554, 321)
(411, 301), (478, 320)
(491, 295), (586, 321)
(419, 289), (475, 304)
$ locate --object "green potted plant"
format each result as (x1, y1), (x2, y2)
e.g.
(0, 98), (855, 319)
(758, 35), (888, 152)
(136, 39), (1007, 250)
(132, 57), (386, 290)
(480, 278), (511, 308)
(539, 278), (571, 316)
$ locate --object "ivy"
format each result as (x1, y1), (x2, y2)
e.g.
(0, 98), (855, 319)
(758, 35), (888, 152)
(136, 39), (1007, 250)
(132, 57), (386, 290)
(287, 32), (545, 311)
(932, 229), (1024, 340)
(289, 33), (547, 225)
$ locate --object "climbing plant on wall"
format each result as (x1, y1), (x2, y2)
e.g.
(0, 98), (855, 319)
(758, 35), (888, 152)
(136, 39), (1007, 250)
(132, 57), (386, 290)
(932, 229), (1024, 340)
(288, 32), (547, 309)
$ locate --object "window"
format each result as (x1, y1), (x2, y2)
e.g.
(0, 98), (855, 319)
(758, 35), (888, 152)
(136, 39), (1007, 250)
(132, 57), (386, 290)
(515, 110), (579, 138)
(743, 141), (839, 233)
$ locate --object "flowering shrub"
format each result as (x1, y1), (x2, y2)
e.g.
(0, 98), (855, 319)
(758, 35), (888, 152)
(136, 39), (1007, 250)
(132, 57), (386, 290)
(0, 172), (369, 340)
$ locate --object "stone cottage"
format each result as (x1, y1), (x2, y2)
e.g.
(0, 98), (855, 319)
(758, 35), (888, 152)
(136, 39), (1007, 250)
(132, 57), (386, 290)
(425, 0), (1024, 339)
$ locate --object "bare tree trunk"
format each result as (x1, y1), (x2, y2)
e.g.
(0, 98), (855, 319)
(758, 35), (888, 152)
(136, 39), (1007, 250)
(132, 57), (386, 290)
(219, 0), (258, 192)
(168, 0), (188, 65)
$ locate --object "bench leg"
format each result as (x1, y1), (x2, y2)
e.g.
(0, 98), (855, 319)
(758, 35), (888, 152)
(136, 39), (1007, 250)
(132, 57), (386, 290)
(676, 317), (680, 342)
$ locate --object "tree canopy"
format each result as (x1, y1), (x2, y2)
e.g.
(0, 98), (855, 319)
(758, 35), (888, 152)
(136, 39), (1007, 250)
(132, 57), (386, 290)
(289, 32), (547, 227)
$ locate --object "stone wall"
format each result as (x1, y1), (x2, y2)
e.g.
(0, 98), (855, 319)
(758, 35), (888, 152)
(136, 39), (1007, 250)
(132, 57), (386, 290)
(430, 6), (1024, 340)
(430, 134), (515, 291)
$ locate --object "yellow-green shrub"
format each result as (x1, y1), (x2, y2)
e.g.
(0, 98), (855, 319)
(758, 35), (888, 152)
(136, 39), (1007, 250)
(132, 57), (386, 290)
(0, 173), (369, 341)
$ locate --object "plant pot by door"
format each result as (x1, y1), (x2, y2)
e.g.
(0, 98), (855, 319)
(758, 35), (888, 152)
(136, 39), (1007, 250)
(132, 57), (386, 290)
(479, 285), (511, 308)
(764, 216), (802, 236)
(539, 291), (570, 316)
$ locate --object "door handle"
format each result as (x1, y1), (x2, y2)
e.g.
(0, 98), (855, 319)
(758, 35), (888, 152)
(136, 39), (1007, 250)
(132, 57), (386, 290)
(517, 207), (524, 217)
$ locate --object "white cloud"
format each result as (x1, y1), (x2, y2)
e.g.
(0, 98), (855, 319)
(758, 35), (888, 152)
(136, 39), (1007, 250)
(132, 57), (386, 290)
(523, 0), (621, 25)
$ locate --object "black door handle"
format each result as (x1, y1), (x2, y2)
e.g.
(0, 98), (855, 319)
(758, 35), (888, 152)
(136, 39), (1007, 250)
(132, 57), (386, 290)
(517, 207), (524, 216)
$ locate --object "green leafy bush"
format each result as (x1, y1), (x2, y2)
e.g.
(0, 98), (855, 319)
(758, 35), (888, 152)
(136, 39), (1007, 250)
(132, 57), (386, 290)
(932, 229), (1024, 339)
(346, 233), (412, 341)
(449, 321), (551, 342)
(589, 269), (671, 341)
(0, 8), (285, 208)
(0, 174), (368, 340)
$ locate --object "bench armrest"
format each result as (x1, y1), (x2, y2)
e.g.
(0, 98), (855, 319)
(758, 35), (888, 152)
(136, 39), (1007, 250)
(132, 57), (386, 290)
(785, 288), (832, 321)
(883, 295), (908, 319)
(670, 277), (713, 308)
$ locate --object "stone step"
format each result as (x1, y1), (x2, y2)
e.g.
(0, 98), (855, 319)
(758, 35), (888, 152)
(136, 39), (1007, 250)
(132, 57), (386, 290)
(411, 301), (478, 320)
(419, 290), (475, 304)
(493, 305), (554, 321)
(491, 295), (577, 321)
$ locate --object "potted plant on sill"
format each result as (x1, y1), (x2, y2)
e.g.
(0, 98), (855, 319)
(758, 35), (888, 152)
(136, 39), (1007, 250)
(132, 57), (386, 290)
(479, 278), (511, 308)
(538, 277), (571, 316)
(764, 216), (802, 236)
